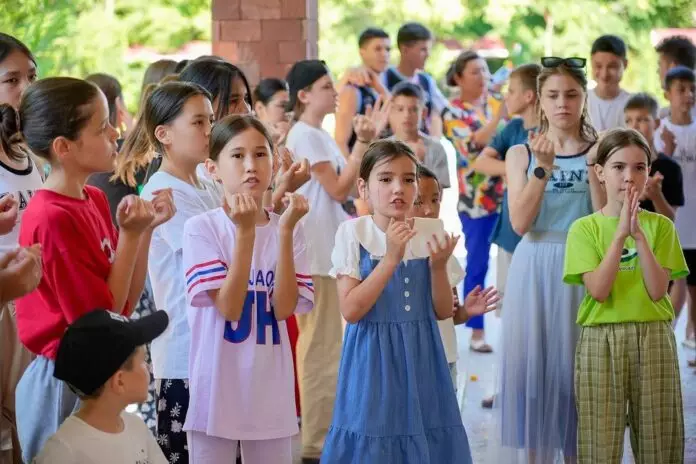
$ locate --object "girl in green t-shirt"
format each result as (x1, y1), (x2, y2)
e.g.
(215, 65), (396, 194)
(564, 128), (688, 464)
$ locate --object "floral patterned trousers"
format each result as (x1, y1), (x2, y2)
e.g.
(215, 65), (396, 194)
(129, 288), (157, 432)
(155, 378), (190, 464)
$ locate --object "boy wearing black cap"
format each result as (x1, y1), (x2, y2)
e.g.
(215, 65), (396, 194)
(34, 310), (169, 464)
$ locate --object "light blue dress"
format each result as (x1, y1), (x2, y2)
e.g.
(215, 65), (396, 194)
(492, 144), (594, 463)
(321, 218), (472, 463)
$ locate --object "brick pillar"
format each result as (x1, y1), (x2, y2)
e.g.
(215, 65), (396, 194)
(212, 0), (319, 86)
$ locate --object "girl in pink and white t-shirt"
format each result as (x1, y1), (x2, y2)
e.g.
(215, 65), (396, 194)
(181, 115), (313, 463)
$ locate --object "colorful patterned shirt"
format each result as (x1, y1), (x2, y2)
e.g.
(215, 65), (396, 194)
(442, 97), (505, 218)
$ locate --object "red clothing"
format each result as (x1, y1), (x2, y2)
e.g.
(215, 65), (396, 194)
(16, 186), (130, 359)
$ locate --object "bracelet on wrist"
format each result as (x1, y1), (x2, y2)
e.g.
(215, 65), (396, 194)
(357, 138), (371, 144)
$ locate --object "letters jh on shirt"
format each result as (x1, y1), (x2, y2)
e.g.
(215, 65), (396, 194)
(185, 260), (313, 346)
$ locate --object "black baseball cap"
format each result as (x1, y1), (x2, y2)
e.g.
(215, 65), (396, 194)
(285, 59), (330, 111)
(54, 309), (169, 396)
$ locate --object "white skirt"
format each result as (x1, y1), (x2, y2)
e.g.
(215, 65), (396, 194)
(489, 231), (585, 464)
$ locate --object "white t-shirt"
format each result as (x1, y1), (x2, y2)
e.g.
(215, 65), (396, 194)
(34, 412), (166, 464)
(0, 158), (43, 255)
(654, 118), (696, 249)
(286, 121), (350, 276)
(587, 88), (631, 132)
(329, 216), (464, 363)
(140, 172), (222, 380)
(182, 209), (313, 440)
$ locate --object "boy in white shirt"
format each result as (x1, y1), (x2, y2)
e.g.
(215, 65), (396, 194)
(34, 310), (169, 464)
(653, 66), (696, 364)
(655, 35), (696, 119)
(587, 35), (632, 131)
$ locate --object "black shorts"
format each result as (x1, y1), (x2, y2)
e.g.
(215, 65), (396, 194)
(684, 249), (696, 287)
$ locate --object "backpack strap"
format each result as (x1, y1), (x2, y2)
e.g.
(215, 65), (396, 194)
(416, 72), (433, 113)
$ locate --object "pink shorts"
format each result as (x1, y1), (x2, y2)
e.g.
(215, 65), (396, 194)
(187, 431), (293, 464)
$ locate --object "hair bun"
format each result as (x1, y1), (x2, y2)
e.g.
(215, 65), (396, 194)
(0, 104), (19, 137)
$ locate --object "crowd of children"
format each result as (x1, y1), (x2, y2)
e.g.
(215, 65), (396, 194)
(0, 21), (694, 464)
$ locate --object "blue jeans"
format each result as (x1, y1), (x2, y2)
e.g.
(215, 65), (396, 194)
(459, 212), (499, 331)
(15, 356), (79, 462)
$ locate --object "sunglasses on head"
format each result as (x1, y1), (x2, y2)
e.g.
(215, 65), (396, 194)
(541, 57), (586, 69)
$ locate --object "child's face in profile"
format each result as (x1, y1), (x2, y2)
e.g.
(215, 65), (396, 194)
(360, 155), (418, 221)
(665, 79), (696, 117)
(119, 346), (150, 404)
(208, 127), (274, 202)
(624, 108), (656, 143)
(504, 76), (532, 116)
(301, 74), (337, 116)
(69, 92), (120, 174)
(595, 145), (649, 204)
(411, 177), (441, 219)
(213, 76), (251, 117)
(161, 94), (214, 167)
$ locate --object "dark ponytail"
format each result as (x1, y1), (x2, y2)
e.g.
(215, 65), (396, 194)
(253, 78), (288, 106)
(0, 104), (24, 162)
(0, 77), (101, 163)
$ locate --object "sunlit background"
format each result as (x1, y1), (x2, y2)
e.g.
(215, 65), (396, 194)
(3, 0), (695, 114)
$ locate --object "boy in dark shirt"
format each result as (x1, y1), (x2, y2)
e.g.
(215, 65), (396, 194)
(624, 92), (684, 220)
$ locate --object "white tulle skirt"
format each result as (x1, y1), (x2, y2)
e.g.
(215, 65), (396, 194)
(489, 231), (585, 464)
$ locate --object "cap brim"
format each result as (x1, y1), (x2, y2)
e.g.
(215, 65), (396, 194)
(130, 310), (169, 346)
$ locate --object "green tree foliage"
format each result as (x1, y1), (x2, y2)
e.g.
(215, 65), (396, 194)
(0, 0), (210, 111)
(320, 0), (695, 99)
(0, 0), (693, 112)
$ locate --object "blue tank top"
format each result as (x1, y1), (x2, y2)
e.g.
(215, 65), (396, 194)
(525, 144), (594, 233)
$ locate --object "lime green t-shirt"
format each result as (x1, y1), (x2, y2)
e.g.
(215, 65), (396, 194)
(563, 210), (689, 326)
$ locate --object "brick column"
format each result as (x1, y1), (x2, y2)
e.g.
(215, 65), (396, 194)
(212, 0), (319, 86)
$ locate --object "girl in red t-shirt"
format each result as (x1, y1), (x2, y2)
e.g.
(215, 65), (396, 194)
(0, 77), (175, 462)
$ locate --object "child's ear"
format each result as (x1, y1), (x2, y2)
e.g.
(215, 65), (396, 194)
(594, 164), (605, 184)
(153, 125), (171, 146)
(205, 158), (222, 183)
(50, 136), (73, 163)
(524, 89), (536, 105)
(357, 177), (368, 201)
(108, 370), (126, 395)
(254, 101), (264, 116)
